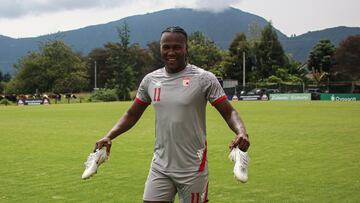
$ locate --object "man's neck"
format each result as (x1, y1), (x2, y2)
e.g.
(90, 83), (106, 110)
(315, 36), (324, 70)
(165, 64), (187, 74)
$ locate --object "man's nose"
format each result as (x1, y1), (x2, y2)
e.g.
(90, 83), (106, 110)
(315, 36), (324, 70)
(167, 49), (176, 55)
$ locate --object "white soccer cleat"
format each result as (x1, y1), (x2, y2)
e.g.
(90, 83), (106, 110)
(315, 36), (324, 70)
(229, 147), (249, 183)
(82, 147), (108, 179)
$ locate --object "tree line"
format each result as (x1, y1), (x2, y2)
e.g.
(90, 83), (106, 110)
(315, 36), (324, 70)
(2, 22), (359, 99)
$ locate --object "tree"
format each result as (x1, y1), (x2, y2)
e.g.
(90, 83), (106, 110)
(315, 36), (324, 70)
(147, 41), (164, 70)
(103, 42), (136, 100)
(188, 32), (223, 74)
(41, 41), (88, 93)
(88, 47), (112, 90)
(2, 73), (11, 82)
(7, 40), (88, 94)
(130, 43), (153, 85)
(0, 71), (12, 93)
(224, 32), (254, 82)
(307, 39), (335, 85)
(247, 22), (262, 44)
(117, 21), (131, 50)
(253, 22), (287, 80)
(332, 35), (360, 81)
(86, 22), (155, 100)
(103, 23), (139, 100)
(274, 55), (306, 83)
(308, 39), (335, 73)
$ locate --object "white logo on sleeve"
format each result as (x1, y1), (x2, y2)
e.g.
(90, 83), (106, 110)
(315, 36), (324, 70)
(155, 81), (162, 87)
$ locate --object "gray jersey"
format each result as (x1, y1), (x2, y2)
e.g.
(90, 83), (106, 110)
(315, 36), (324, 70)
(136, 64), (226, 172)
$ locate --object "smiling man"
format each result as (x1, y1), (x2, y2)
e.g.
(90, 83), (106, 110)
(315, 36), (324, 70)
(94, 26), (250, 203)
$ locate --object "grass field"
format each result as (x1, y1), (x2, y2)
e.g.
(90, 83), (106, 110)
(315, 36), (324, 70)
(1, 101), (359, 202)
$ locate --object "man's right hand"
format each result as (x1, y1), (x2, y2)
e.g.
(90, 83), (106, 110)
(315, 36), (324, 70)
(94, 137), (112, 156)
(229, 133), (250, 152)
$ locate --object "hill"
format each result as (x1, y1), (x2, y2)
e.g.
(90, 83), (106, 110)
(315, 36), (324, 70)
(283, 26), (360, 61)
(0, 7), (359, 74)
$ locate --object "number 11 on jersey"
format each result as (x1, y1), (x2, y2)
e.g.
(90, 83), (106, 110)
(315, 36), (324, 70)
(153, 87), (161, 102)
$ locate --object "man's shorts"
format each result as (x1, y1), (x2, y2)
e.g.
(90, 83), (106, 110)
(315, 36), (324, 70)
(143, 166), (209, 203)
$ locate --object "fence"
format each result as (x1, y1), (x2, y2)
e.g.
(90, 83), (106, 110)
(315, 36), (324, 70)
(223, 81), (360, 98)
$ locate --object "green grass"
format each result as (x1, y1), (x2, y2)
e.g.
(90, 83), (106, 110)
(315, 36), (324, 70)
(0, 101), (359, 202)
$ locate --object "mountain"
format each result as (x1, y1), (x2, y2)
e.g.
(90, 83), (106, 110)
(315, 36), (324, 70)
(0, 7), (280, 74)
(0, 7), (359, 74)
(282, 26), (360, 61)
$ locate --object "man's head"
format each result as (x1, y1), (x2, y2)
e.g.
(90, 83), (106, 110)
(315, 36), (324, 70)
(160, 26), (188, 73)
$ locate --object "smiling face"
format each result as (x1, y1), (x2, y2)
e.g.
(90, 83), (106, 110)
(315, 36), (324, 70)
(160, 32), (188, 74)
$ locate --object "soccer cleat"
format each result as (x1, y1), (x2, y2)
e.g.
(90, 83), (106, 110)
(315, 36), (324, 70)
(229, 147), (249, 183)
(82, 147), (108, 179)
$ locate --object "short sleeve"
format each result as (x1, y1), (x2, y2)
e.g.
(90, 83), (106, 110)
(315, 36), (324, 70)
(135, 75), (151, 105)
(199, 71), (227, 106)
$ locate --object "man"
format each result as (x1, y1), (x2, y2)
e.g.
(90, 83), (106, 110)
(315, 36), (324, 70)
(94, 26), (250, 203)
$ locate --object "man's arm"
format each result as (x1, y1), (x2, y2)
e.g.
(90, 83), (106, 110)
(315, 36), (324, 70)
(214, 99), (250, 152)
(94, 101), (148, 155)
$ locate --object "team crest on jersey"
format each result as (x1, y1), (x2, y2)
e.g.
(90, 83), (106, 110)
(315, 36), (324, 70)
(182, 77), (191, 87)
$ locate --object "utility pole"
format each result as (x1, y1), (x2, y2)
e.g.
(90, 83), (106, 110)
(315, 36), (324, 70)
(243, 51), (246, 91)
(94, 60), (97, 90)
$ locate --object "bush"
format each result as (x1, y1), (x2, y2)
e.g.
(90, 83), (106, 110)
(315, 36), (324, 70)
(287, 75), (302, 83)
(0, 98), (12, 106)
(266, 75), (283, 83)
(89, 89), (118, 102)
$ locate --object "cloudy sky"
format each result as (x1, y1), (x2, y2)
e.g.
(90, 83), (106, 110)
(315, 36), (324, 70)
(0, 0), (359, 38)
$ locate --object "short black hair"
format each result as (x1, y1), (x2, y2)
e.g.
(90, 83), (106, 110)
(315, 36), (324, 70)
(161, 26), (188, 40)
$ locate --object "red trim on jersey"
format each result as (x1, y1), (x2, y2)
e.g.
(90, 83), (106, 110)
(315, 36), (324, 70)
(211, 95), (227, 106)
(198, 141), (207, 172)
(157, 88), (161, 101)
(204, 182), (209, 203)
(135, 97), (150, 106)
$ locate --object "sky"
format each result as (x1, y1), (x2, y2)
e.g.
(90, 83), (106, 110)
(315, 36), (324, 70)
(0, 0), (359, 38)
